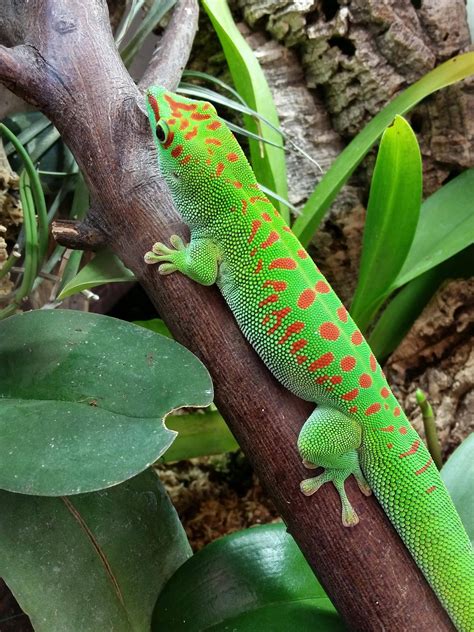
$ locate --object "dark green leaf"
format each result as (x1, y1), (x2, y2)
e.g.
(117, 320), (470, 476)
(0, 310), (213, 495)
(153, 523), (345, 631)
(0, 470), (191, 632)
(441, 434), (474, 543)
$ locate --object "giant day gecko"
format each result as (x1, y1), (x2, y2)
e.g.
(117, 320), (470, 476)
(144, 86), (474, 631)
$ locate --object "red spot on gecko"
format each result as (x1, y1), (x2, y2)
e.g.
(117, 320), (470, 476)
(283, 225), (292, 232)
(227, 152), (239, 162)
(426, 485), (437, 494)
(297, 249), (308, 259)
(261, 212), (272, 222)
(147, 94), (160, 119)
(336, 306), (348, 323)
(308, 352), (334, 371)
(258, 294), (279, 308)
(290, 339), (308, 353)
(319, 322), (340, 341)
(185, 127), (198, 140)
(254, 259), (263, 274)
(342, 388), (359, 401)
(269, 258), (297, 270)
(232, 181), (243, 189)
(191, 112), (211, 121)
(349, 406), (358, 414)
(267, 307), (291, 334)
(248, 220), (262, 244)
(399, 426), (407, 435)
(171, 145), (183, 158)
(180, 155), (192, 165)
(164, 94), (196, 112)
(380, 425), (395, 432)
(315, 280), (330, 294)
(179, 119), (189, 130)
(330, 375), (342, 384)
(316, 375), (329, 384)
(207, 121), (221, 130)
(263, 280), (287, 292)
(297, 288), (316, 309)
(387, 443), (393, 449)
(370, 354), (377, 372)
(261, 231), (280, 249)
(340, 356), (356, 372)
(163, 131), (174, 149)
(365, 403), (381, 416)
(399, 440), (420, 458)
(215, 162), (225, 177)
(359, 373), (372, 388)
(250, 247), (258, 257)
(296, 355), (308, 365)
(394, 407), (401, 417)
(415, 458), (432, 476)
(381, 387), (390, 398)
(250, 196), (270, 204)
(351, 331), (363, 345)
(168, 118), (176, 125)
(205, 138), (221, 146)
(278, 321), (305, 344)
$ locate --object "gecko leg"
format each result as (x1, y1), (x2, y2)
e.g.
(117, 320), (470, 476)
(145, 235), (221, 286)
(297, 405), (371, 527)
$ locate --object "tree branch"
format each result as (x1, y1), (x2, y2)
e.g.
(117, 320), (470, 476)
(0, 2), (454, 630)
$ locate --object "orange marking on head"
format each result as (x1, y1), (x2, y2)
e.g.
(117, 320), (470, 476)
(399, 440), (420, 458)
(207, 148), (214, 156)
(263, 279), (287, 292)
(215, 162), (225, 177)
(336, 306), (348, 322)
(250, 196), (270, 204)
(349, 406), (358, 414)
(342, 388), (359, 401)
(261, 230), (280, 249)
(340, 356), (356, 372)
(179, 118), (190, 130)
(205, 159), (212, 165)
(315, 280), (330, 294)
(164, 94), (196, 112)
(258, 294), (279, 308)
(261, 212), (272, 222)
(316, 375), (329, 384)
(370, 354), (377, 372)
(399, 426), (407, 435)
(168, 118), (176, 125)
(380, 425), (395, 432)
(331, 375), (342, 384)
(351, 331), (363, 345)
(205, 138), (222, 146)
(231, 181), (243, 189)
(269, 258), (297, 270)
(394, 407), (401, 417)
(283, 225), (292, 232)
(278, 321), (305, 344)
(254, 259), (263, 274)
(241, 199), (248, 214)
(365, 403), (381, 416)
(147, 94), (160, 120)
(227, 152), (239, 162)
(426, 485), (437, 494)
(250, 247), (258, 257)
(185, 127), (198, 140)
(296, 355), (308, 365)
(359, 373), (372, 388)
(180, 155), (192, 165)
(415, 458), (433, 476)
(171, 145), (183, 158)
(207, 121), (221, 130)
(191, 112), (211, 121)
(267, 307), (292, 334)
(387, 443), (393, 449)
(319, 322), (340, 341)
(297, 288), (316, 310)
(297, 249), (308, 259)
(248, 220), (262, 244)
(290, 339), (308, 354)
(381, 387), (390, 398)
(308, 352), (334, 371)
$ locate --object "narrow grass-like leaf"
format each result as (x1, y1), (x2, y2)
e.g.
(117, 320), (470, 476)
(292, 52), (474, 246)
(181, 70), (246, 104)
(350, 116), (422, 331)
(58, 250), (135, 299)
(201, 0), (289, 221)
(390, 169), (474, 290)
(115, 0), (145, 49)
(0, 470), (191, 632)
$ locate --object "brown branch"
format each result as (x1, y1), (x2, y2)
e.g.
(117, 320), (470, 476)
(0, 2), (454, 630)
(52, 219), (107, 250)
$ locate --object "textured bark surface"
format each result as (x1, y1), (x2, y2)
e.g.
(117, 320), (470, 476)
(0, 1), (462, 630)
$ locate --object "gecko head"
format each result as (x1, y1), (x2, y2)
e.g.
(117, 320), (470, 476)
(146, 86), (254, 227)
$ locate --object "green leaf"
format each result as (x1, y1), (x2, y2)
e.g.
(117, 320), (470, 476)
(164, 410), (239, 461)
(0, 470), (191, 632)
(201, 0), (289, 221)
(350, 116), (422, 331)
(441, 434), (474, 544)
(391, 169), (474, 290)
(368, 245), (474, 360)
(292, 52), (474, 246)
(153, 523), (345, 631)
(134, 318), (172, 338)
(0, 310), (213, 495)
(58, 250), (135, 299)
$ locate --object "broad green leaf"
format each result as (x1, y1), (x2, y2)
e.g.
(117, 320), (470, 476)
(441, 434), (474, 544)
(153, 523), (345, 631)
(391, 169), (474, 290)
(164, 410), (239, 461)
(350, 116), (422, 331)
(369, 246), (474, 360)
(0, 310), (213, 495)
(292, 52), (474, 246)
(201, 0), (289, 221)
(134, 317), (172, 338)
(0, 470), (191, 632)
(58, 250), (135, 299)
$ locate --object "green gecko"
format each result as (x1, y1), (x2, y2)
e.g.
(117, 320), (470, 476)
(144, 86), (474, 631)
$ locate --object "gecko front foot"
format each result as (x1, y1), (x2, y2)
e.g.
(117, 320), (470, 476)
(144, 234), (187, 274)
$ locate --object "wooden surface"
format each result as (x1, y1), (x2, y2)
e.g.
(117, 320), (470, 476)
(0, 1), (454, 630)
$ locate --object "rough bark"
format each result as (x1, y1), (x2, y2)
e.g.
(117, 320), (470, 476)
(0, 1), (456, 630)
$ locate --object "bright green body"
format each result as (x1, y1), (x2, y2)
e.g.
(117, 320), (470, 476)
(144, 86), (474, 630)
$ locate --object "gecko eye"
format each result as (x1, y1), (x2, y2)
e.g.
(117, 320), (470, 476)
(156, 122), (168, 143)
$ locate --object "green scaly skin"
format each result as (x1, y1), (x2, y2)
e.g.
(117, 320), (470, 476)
(144, 86), (474, 631)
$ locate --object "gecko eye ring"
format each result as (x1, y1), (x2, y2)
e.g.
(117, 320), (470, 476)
(156, 123), (167, 143)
